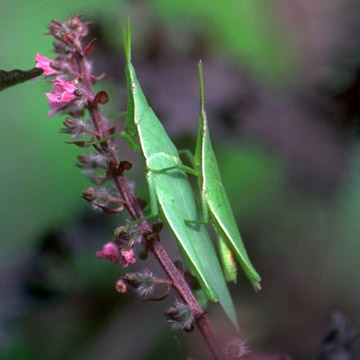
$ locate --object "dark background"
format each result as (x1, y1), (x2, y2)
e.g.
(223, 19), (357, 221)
(1, 0), (359, 359)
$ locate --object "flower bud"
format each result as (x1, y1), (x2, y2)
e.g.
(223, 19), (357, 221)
(82, 187), (96, 202)
(123, 270), (155, 298)
(114, 225), (127, 238)
(224, 338), (248, 359)
(62, 33), (75, 46)
(166, 300), (194, 331)
(66, 15), (89, 37)
(84, 39), (96, 56)
(134, 269), (155, 297)
(120, 247), (136, 268)
(60, 117), (87, 137)
(115, 278), (128, 293)
(123, 273), (138, 284)
(95, 242), (120, 264)
(93, 90), (109, 106)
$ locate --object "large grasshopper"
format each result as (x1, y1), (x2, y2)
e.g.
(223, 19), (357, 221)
(178, 62), (261, 289)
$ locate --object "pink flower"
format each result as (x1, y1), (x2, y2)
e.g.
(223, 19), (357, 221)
(45, 76), (77, 113)
(34, 53), (57, 76)
(120, 247), (136, 268)
(115, 278), (128, 293)
(96, 242), (119, 264)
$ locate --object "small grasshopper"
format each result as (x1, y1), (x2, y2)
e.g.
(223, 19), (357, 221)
(168, 62), (261, 289)
(119, 21), (238, 327)
(193, 62), (261, 289)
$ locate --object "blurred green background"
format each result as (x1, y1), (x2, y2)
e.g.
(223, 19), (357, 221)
(1, 0), (360, 359)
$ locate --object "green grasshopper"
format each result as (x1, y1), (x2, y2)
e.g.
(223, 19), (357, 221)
(177, 62), (261, 290)
(119, 21), (238, 327)
(156, 62), (261, 288)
